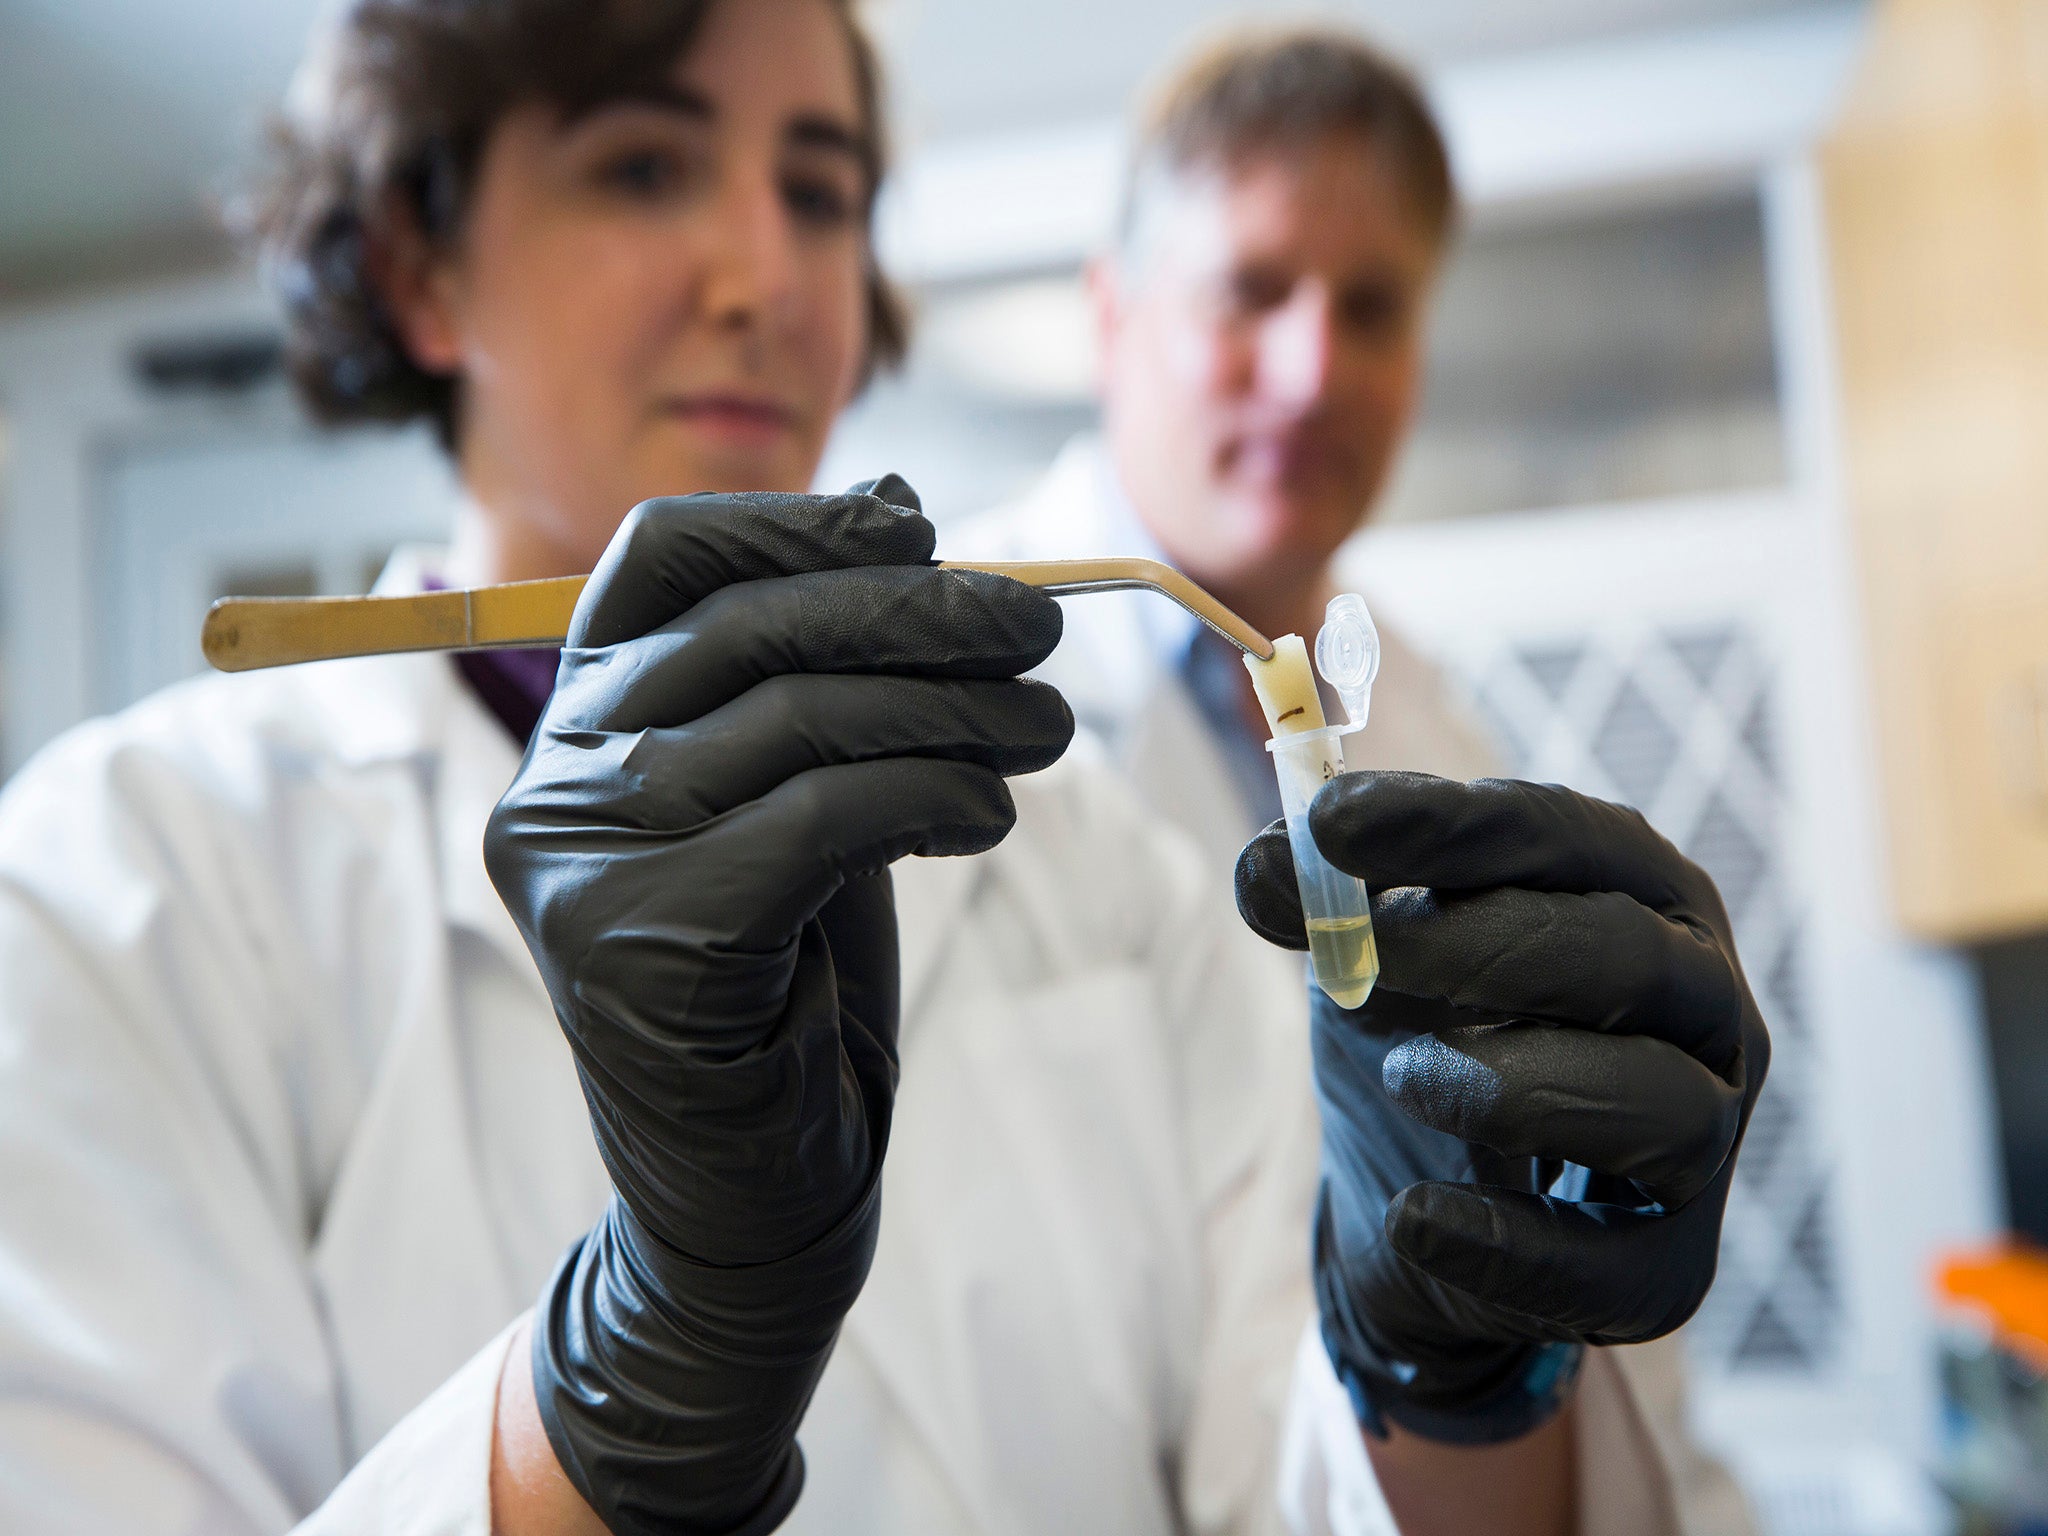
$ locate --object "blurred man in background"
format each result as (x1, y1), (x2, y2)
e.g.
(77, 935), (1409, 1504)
(956, 27), (1493, 862)
(954, 26), (1756, 1534)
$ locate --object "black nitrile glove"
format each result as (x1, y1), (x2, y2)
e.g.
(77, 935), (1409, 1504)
(483, 477), (1072, 1535)
(1235, 772), (1768, 1445)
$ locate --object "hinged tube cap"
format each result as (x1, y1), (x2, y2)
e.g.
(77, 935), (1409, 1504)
(1316, 593), (1381, 731)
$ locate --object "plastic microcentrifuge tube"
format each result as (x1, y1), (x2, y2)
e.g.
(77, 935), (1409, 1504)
(1243, 595), (1383, 1009)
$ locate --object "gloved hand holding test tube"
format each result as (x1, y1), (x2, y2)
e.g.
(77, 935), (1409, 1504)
(1243, 595), (1383, 1008)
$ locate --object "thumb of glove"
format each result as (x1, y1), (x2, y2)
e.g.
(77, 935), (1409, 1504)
(847, 473), (924, 516)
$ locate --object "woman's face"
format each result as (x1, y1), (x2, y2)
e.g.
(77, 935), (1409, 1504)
(403, 0), (874, 573)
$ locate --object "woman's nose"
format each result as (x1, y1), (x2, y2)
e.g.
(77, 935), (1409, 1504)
(699, 170), (800, 331)
(1257, 285), (1336, 411)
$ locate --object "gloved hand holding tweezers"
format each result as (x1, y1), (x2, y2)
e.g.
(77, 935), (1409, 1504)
(484, 477), (1073, 1535)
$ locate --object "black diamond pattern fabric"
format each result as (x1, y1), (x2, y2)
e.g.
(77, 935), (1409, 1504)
(1690, 791), (1770, 925)
(1522, 642), (1590, 702)
(1669, 629), (1738, 691)
(1593, 679), (1682, 810)
(1454, 625), (1838, 1376)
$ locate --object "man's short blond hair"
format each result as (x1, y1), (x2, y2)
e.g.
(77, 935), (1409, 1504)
(1120, 25), (1457, 254)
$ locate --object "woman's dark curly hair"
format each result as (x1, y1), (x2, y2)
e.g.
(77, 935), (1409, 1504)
(246, 0), (909, 452)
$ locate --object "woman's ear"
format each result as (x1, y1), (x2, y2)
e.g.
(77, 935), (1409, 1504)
(1084, 253), (1124, 397)
(366, 192), (465, 376)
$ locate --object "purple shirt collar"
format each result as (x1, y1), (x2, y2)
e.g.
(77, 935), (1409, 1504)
(421, 574), (561, 746)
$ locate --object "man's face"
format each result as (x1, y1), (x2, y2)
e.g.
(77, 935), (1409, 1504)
(1095, 134), (1440, 599)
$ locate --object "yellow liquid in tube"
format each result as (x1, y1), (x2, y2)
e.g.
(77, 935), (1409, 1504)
(1306, 915), (1379, 1009)
(1248, 613), (1383, 1011)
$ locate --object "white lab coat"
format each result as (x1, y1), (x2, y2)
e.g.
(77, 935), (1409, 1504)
(952, 436), (1758, 1536)
(0, 542), (1685, 1536)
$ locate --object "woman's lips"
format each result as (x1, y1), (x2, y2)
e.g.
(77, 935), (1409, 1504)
(660, 394), (799, 444)
(1227, 428), (1349, 487)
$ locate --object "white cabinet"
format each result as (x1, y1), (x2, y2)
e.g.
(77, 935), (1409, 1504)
(94, 426), (455, 712)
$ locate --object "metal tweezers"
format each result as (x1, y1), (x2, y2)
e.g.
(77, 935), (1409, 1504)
(201, 558), (1275, 672)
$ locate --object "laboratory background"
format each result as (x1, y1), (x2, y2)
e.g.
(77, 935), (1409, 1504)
(2, 0), (2045, 1532)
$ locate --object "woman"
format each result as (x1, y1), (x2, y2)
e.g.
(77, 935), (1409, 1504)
(0, 6), (1322, 1530)
(0, 2), (1762, 1533)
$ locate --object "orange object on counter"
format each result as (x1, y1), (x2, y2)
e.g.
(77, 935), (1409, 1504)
(1937, 1243), (2048, 1369)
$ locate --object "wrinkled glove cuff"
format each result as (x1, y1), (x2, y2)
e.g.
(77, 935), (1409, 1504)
(1328, 1318), (1584, 1446)
(534, 1182), (882, 1536)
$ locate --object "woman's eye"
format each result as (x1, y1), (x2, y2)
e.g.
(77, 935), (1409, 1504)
(1341, 284), (1412, 341)
(1228, 269), (1293, 316)
(596, 147), (687, 199)
(784, 177), (856, 228)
